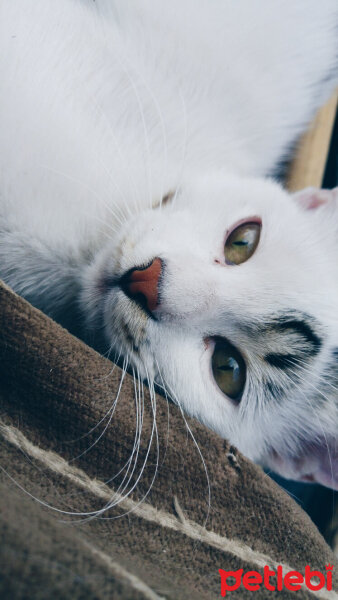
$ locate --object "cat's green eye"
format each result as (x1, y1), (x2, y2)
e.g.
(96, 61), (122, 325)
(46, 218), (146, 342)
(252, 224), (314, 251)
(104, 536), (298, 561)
(224, 221), (261, 265)
(211, 339), (246, 401)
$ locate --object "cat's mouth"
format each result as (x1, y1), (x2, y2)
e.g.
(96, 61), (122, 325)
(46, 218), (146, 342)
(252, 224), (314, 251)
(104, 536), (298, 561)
(268, 438), (338, 490)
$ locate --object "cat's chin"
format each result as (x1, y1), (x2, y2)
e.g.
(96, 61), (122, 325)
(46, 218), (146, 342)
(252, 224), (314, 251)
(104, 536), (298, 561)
(266, 440), (338, 491)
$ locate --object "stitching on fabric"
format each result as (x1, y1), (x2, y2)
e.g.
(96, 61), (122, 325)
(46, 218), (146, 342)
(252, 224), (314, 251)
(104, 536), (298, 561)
(80, 539), (166, 600)
(1, 421), (336, 600)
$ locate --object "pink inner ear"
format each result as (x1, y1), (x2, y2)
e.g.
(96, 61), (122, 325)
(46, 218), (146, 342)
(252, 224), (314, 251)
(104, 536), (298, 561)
(270, 437), (338, 491)
(293, 186), (338, 210)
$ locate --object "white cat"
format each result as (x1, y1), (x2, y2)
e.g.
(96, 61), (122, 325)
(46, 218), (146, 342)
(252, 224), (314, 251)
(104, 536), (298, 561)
(1, 0), (338, 489)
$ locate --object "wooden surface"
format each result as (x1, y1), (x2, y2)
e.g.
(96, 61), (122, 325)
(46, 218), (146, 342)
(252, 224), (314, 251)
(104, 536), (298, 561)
(287, 90), (338, 192)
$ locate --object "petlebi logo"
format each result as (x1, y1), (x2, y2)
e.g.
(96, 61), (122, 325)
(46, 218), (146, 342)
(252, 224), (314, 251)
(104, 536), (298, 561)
(219, 564), (334, 596)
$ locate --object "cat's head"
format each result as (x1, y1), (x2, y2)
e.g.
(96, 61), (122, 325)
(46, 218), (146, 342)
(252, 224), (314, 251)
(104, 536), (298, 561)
(82, 174), (338, 489)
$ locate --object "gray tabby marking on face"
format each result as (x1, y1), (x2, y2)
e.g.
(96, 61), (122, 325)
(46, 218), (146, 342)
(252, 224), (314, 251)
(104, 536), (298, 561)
(263, 314), (322, 373)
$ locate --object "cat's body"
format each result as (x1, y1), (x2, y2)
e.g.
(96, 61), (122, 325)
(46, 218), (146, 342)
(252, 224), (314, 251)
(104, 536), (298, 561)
(1, 0), (338, 488)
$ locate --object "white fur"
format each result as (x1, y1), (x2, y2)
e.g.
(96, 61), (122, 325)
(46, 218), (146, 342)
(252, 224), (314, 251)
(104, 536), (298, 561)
(1, 0), (338, 487)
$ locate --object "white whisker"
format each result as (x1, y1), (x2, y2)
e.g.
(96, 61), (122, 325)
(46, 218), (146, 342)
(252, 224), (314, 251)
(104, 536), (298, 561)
(154, 359), (211, 529)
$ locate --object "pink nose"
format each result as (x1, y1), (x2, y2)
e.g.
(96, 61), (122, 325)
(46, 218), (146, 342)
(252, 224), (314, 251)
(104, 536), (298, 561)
(123, 258), (162, 313)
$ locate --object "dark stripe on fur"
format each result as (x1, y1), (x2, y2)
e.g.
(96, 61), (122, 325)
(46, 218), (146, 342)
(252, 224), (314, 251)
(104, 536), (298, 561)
(264, 379), (287, 401)
(271, 318), (322, 356)
(264, 353), (300, 371)
(332, 348), (338, 362)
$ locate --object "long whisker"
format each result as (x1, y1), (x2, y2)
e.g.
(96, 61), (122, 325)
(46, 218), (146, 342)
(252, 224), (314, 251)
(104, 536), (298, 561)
(154, 361), (211, 528)
(89, 14), (141, 212)
(153, 359), (171, 469)
(66, 361), (144, 522)
(171, 88), (188, 209)
(104, 366), (144, 485)
(124, 69), (153, 212)
(39, 164), (128, 229)
(64, 349), (123, 448)
(68, 357), (128, 463)
(101, 368), (161, 522)
(123, 57), (169, 211)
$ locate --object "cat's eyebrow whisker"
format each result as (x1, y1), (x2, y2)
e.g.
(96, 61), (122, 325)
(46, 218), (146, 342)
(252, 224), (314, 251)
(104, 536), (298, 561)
(39, 164), (128, 229)
(171, 88), (188, 210)
(127, 57), (169, 213)
(128, 73), (154, 214)
(93, 156), (133, 223)
(88, 19), (141, 213)
(90, 17), (188, 219)
(155, 99), (168, 213)
(84, 212), (121, 237)
(91, 44), (154, 217)
(114, 55), (155, 214)
(84, 192), (129, 232)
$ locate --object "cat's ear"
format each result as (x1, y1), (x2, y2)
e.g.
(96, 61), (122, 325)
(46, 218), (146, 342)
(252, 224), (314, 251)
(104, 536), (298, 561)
(292, 186), (338, 211)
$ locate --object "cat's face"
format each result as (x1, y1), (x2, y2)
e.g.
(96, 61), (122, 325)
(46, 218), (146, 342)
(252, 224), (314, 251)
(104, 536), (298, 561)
(82, 175), (338, 489)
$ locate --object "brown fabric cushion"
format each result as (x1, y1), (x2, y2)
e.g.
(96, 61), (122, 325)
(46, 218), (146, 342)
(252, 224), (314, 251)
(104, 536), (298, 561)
(0, 279), (336, 599)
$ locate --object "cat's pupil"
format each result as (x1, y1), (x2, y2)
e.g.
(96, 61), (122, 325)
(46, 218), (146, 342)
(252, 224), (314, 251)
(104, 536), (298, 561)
(211, 339), (246, 401)
(218, 358), (237, 372)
